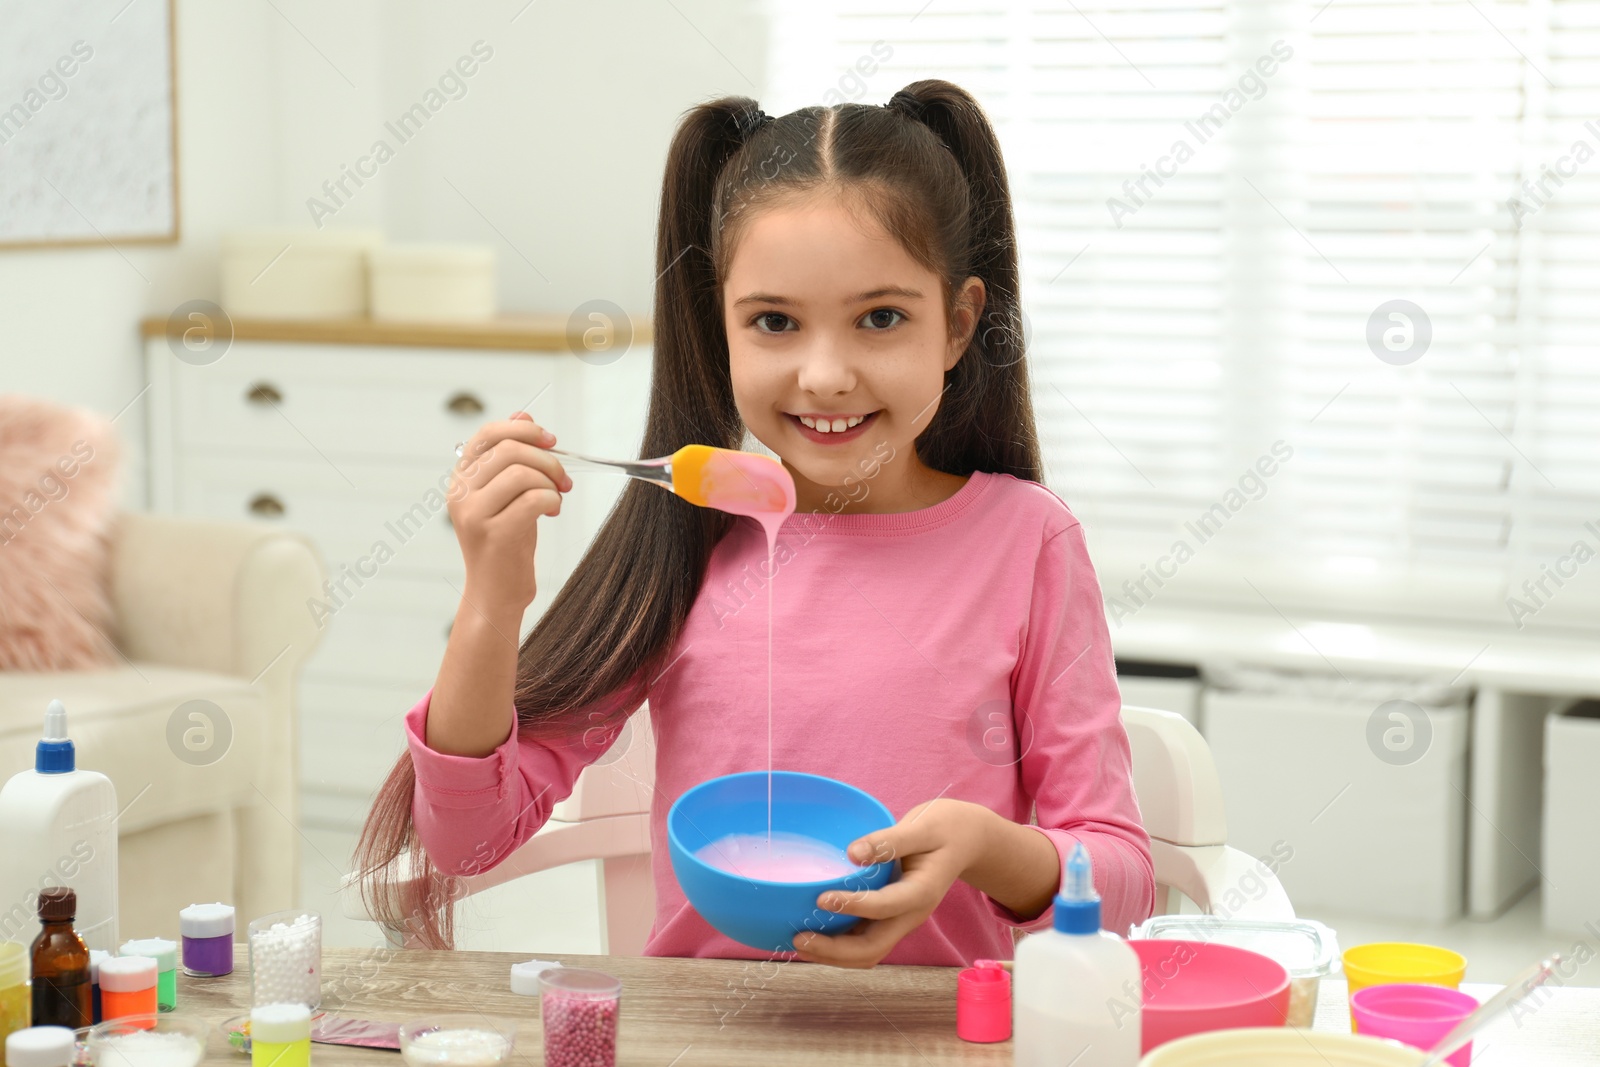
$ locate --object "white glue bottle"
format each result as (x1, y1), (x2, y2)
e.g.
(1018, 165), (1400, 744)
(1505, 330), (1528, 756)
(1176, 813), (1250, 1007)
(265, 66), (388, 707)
(1013, 842), (1142, 1067)
(0, 700), (120, 952)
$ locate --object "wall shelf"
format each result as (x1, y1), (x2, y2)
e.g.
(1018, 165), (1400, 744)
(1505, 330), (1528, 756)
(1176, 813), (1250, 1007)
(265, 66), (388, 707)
(140, 314), (652, 353)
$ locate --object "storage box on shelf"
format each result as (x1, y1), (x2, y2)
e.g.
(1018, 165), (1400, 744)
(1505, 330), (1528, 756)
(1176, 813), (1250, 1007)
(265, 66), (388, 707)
(1201, 666), (1470, 923)
(1543, 698), (1600, 935)
(142, 315), (652, 829)
(220, 229), (383, 319)
(368, 244), (496, 323)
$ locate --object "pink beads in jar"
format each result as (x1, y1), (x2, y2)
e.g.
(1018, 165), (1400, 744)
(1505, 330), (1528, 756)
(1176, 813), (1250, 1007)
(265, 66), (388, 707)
(538, 969), (620, 1067)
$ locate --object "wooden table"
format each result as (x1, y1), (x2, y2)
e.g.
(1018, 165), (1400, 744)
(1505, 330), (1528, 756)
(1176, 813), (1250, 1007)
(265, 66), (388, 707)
(172, 946), (1600, 1065)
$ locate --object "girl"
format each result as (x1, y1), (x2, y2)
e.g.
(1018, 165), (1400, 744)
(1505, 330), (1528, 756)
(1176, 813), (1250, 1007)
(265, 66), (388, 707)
(355, 79), (1154, 968)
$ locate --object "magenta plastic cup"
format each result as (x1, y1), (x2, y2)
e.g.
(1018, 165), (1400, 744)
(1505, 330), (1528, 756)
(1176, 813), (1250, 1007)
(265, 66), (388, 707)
(1350, 983), (1478, 1067)
(539, 969), (620, 1067)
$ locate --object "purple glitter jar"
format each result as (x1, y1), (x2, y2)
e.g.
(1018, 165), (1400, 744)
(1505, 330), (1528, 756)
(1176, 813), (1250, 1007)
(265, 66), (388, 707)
(179, 902), (235, 977)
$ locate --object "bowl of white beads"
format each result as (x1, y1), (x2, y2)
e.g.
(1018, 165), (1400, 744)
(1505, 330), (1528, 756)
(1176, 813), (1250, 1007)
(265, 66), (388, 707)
(398, 1016), (518, 1067)
(86, 1014), (209, 1067)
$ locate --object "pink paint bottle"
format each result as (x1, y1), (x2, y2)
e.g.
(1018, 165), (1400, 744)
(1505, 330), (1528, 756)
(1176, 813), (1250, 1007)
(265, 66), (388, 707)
(956, 960), (1011, 1043)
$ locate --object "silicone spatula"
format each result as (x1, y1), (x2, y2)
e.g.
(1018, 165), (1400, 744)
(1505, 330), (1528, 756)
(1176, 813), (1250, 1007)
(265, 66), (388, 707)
(548, 444), (795, 516)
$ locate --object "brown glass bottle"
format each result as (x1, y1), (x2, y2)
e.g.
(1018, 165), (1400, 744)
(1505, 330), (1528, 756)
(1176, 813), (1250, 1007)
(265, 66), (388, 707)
(30, 886), (91, 1030)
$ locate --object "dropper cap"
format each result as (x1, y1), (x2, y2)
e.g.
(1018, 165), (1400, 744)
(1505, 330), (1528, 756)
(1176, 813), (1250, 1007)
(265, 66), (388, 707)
(36, 699), (75, 774)
(1052, 842), (1101, 935)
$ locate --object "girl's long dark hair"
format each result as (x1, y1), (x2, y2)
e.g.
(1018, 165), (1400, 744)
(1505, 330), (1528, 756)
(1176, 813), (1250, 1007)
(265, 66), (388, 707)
(353, 79), (1043, 948)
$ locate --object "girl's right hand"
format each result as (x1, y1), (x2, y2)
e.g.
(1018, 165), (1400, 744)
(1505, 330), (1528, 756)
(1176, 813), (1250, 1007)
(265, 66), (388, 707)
(448, 411), (573, 622)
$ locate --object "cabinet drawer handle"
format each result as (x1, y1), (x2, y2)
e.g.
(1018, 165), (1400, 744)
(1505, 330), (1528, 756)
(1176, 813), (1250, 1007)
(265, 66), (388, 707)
(446, 391), (485, 416)
(248, 493), (286, 518)
(246, 382), (283, 405)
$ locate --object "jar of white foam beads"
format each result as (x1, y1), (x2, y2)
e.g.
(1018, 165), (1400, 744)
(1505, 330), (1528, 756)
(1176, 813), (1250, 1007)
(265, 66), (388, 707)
(246, 910), (321, 1013)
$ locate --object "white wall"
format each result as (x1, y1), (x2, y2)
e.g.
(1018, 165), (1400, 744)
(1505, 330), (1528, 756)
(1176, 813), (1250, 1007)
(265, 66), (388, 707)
(0, 0), (769, 510)
(0, 0), (280, 510)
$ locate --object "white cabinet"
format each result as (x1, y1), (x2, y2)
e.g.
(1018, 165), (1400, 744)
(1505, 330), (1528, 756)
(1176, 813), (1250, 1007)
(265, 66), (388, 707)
(144, 320), (652, 829)
(1543, 700), (1600, 934)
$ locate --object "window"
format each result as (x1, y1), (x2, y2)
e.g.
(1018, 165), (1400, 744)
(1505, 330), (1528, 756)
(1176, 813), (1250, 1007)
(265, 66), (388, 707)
(764, 0), (1600, 628)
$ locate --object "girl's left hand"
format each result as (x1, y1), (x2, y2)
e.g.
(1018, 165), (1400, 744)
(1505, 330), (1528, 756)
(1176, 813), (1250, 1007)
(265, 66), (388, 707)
(793, 798), (987, 969)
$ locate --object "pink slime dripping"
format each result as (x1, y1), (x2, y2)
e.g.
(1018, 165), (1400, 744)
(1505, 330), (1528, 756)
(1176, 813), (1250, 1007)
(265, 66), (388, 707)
(698, 452), (796, 846)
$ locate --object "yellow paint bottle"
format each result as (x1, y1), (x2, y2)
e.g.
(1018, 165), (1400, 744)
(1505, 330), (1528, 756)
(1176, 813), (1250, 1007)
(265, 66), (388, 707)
(250, 1003), (310, 1067)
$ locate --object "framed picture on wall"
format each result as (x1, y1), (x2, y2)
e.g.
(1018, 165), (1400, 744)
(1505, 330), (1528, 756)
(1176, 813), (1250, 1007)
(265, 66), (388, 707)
(0, 0), (178, 249)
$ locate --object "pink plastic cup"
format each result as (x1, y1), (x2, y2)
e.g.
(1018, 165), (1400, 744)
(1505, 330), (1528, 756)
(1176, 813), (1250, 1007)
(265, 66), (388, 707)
(1350, 983), (1478, 1067)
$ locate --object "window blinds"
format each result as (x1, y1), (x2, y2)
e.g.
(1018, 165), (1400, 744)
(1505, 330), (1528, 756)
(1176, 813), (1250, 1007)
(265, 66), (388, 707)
(762, 0), (1600, 625)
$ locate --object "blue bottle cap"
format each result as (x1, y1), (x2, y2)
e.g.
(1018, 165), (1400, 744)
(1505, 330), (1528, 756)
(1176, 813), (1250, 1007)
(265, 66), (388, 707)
(1052, 842), (1102, 935)
(36, 700), (74, 774)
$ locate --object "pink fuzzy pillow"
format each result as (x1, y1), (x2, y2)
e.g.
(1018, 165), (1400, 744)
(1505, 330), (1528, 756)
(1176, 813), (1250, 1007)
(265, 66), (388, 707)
(0, 395), (123, 670)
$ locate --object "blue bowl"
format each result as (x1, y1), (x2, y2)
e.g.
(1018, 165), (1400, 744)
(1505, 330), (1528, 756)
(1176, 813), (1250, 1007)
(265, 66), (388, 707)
(667, 771), (901, 952)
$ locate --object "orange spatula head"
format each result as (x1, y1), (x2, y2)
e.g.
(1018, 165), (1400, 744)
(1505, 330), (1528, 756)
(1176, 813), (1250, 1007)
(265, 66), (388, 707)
(670, 445), (796, 518)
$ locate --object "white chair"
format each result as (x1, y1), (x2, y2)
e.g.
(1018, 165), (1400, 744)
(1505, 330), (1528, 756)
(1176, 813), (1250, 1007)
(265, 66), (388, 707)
(344, 704), (1292, 950)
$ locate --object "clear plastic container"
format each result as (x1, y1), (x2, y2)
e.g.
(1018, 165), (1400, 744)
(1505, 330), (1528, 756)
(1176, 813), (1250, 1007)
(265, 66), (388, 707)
(1130, 916), (1339, 1028)
(85, 1014), (207, 1067)
(398, 1016), (516, 1067)
(246, 910), (321, 1013)
(538, 969), (620, 1067)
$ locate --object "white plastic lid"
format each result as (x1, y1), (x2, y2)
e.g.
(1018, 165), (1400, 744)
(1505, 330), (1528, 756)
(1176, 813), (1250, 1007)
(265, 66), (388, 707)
(97, 955), (157, 992)
(120, 938), (177, 970)
(179, 902), (236, 938)
(89, 949), (110, 981)
(5, 1026), (76, 1067)
(509, 959), (562, 996)
(251, 1003), (312, 1043)
(1130, 916), (1339, 979)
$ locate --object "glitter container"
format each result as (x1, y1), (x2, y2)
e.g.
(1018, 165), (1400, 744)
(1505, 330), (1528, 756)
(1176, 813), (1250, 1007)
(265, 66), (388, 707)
(86, 952), (109, 1025)
(3, 942), (35, 1047)
(96, 958), (158, 1024)
(117, 942), (177, 1013)
(538, 969), (620, 1067)
(178, 904), (235, 978)
(249, 1004), (310, 1067)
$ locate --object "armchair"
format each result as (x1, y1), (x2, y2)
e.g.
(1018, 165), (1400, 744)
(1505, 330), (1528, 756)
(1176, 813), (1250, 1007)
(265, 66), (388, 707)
(0, 511), (326, 941)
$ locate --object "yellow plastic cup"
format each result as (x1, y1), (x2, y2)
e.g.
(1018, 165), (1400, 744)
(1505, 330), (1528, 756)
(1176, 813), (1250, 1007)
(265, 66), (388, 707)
(1341, 943), (1467, 1031)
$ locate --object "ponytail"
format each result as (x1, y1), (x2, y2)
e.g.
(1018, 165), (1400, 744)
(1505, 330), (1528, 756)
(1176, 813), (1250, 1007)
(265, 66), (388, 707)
(882, 80), (1039, 481)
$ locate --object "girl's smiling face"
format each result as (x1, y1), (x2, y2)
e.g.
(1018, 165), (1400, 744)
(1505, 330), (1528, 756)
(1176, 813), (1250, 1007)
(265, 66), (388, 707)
(722, 190), (985, 514)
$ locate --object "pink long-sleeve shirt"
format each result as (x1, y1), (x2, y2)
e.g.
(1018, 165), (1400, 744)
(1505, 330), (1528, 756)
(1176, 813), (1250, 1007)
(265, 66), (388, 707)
(403, 470), (1154, 966)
